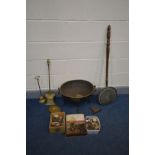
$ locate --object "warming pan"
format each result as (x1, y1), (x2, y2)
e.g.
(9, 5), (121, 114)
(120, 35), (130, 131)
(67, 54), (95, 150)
(59, 80), (95, 102)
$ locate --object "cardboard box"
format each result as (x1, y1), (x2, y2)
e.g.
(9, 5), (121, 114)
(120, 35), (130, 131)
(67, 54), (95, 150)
(49, 112), (65, 133)
(85, 116), (101, 134)
(66, 114), (87, 136)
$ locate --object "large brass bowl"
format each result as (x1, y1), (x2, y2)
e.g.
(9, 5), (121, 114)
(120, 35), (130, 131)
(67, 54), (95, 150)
(60, 80), (95, 102)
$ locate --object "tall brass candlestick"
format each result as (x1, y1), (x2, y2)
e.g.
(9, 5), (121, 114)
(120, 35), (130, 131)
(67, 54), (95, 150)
(45, 59), (54, 104)
(45, 59), (61, 112)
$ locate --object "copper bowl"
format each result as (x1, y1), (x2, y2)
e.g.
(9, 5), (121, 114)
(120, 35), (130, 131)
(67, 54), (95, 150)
(60, 80), (95, 102)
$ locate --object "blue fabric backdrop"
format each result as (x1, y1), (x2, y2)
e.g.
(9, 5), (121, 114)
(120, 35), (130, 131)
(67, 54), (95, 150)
(26, 95), (129, 155)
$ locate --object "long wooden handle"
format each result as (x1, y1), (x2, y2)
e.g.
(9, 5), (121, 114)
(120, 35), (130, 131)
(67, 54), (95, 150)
(105, 25), (111, 87)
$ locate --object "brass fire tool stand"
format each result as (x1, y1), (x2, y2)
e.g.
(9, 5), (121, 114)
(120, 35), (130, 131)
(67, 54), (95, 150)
(35, 76), (47, 104)
(45, 59), (61, 113)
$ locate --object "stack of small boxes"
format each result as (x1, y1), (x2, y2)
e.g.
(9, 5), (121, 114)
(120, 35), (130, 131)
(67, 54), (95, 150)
(49, 112), (101, 135)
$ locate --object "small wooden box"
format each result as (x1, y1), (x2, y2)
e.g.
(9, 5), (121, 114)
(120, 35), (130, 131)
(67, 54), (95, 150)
(49, 112), (65, 133)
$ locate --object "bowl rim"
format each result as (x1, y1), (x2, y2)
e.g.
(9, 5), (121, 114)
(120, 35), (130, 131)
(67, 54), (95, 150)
(60, 79), (95, 99)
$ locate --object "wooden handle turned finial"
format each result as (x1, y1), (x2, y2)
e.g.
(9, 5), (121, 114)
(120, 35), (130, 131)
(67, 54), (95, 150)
(105, 25), (111, 87)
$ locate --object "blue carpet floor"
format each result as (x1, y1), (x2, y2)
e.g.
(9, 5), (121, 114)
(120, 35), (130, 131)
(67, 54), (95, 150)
(26, 95), (129, 155)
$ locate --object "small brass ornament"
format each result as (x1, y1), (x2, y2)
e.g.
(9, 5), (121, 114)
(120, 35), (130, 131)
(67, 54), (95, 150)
(48, 105), (61, 113)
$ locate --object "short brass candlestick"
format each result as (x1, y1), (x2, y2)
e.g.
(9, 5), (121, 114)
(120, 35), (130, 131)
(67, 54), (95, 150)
(34, 76), (46, 104)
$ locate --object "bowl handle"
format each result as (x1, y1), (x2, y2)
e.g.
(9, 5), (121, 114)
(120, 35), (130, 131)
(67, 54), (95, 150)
(57, 87), (61, 95)
(93, 85), (96, 91)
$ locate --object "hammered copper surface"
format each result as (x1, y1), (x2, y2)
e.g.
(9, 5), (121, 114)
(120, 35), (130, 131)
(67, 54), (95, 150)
(60, 80), (94, 100)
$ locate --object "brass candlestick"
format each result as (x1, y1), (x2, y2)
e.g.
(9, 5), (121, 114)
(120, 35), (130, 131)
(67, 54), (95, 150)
(44, 59), (54, 103)
(34, 76), (46, 104)
(45, 59), (61, 112)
